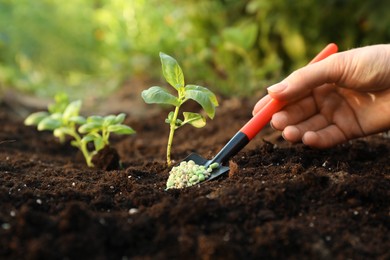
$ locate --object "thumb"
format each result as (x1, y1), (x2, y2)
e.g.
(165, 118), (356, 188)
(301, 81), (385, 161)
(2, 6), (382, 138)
(267, 55), (342, 102)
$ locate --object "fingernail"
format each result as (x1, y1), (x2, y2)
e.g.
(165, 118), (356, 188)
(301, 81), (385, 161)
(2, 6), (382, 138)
(281, 131), (287, 140)
(267, 83), (287, 93)
(270, 121), (275, 130)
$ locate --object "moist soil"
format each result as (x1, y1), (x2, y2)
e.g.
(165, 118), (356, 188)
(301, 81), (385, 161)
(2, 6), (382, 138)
(0, 96), (389, 260)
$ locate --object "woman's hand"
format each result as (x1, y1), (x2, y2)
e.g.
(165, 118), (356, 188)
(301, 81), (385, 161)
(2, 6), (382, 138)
(253, 44), (390, 148)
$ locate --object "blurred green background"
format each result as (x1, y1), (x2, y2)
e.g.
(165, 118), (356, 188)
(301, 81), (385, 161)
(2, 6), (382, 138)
(1, 0), (389, 100)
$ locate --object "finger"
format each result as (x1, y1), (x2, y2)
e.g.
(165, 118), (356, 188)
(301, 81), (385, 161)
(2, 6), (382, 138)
(267, 54), (344, 102)
(252, 94), (272, 116)
(270, 111), (289, 130)
(282, 114), (330, 143)
(281, 125), (301, 143)
(271, 96), (317, 130)
(302, 126), (348, 148)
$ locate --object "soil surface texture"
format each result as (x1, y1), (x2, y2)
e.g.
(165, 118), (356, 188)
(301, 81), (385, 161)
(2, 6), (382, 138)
(0, 97), (389, 260)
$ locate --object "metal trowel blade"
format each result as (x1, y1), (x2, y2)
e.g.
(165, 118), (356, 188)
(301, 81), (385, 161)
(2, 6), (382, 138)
(182, 153), (230, 181)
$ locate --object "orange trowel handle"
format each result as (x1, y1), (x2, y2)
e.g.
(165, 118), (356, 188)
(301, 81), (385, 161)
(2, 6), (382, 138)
(240, 43), (338, 140)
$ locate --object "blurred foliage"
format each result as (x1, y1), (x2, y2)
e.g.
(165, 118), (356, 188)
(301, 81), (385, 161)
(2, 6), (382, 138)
(0, 0), (389, 99)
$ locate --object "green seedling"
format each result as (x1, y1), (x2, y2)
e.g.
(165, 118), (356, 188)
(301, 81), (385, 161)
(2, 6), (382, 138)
(142, 52), (218, 166)
(166, 160), (219, 189)
(24, 93), (135, 167)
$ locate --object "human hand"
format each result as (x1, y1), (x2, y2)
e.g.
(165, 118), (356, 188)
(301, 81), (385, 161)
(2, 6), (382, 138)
(253, 44), (390, 148)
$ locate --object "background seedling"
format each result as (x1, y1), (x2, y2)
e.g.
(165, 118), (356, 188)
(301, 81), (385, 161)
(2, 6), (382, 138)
(24, 93), (135, 167)
(142, 52), (218, 166)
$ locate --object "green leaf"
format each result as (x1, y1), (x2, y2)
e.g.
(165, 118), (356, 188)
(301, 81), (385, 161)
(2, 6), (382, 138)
(37, 117), (62, 131)
(114, 113), (126, 124)
(63, 100), (82, 121)
(282, 30), (306, 60)
(185, 85), (218, 106)
(159, 52), (185, 90)
(183, 112), (206, 128)
(184, 85), (218, 119)
(70, 140), (79, 147)
(24, 111), (49, 126)
(107, 124), (135, 135)
(53, 128), (66, 142)
(48, 93), (69, 114)
(86, 115), (104, 124)
(141, 86), (180, 106)
(51, 113), (63, 120)
(81, 134), (95, 143)
(78, 122), (102, 134)
(174, 118), (183, 128)
(103, 115), (116, 126)
(69, 116), (86, 125)
(94, 137), (105, 151)
(165, 111), (174, 124)
(222, 22), (258, 50)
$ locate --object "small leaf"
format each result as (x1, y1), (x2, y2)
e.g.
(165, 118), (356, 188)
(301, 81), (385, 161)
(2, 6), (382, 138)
(93, 137), (105, 151)
(165, 111), (174, 124)
(185, 85), (219, 106)
(69, 116), (86, 125)
(70, 140), (79, 147)
(114, 113), (126, 124)
(142, 86), (180, 106)
(48, 93), (69, 114)
(87, 115), (104, 124)
(79, 122), (102, 134)
(176, 118), (183, 126)
(81, 134), (95, 143)
(37, 117), (62, 131)
(53, 128), (64, 138)
(159, 52), (185, 90)
(107, 124), (135, 135)
(24, 111), (49, 126)
(51, 113), (62, 120)
(222, 22), (258, 50)
(184, 85), (218, 119)
(63, 100), (82, 121)
(183, 112), (206, 128)
(53, 128), (66, 143)
(103, 115), (116, 126)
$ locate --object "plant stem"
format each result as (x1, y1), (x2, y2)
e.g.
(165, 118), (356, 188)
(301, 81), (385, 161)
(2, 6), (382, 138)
(80, 142), (94, 167)
(67, 128), (94, 167)
(167, 105), (180, 167)
(102, 128), (109, 146)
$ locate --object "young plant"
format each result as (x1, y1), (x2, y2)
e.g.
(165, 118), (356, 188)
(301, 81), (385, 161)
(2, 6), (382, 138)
(142, 52), (218, 166)
(24, 93), (135, 167)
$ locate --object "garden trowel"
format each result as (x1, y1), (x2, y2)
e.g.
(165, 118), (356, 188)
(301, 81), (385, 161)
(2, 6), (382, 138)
(183, 43), (338, 181)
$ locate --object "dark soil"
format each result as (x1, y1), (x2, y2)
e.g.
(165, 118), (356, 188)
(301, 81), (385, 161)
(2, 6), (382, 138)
(0, 97), (389, 260)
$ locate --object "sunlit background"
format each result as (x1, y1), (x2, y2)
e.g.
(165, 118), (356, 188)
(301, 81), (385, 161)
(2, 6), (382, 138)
(1, 0), (389, 101)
